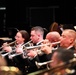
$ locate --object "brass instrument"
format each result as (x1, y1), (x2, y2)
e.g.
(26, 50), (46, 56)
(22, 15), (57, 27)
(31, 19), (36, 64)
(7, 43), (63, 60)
(6, 44), (53, 58)
(8, 53), (22, 59)
(7, 40), (32, 59)
(24, 41), (60, 50)
(2, 52), (11, 57)
(21, 40), (32, 47)
(35, 58), (76, 75)
(74, 53), (76, 57)
(1, 50), (15, 57)
(0, 40), (32, 57)
(0, 41), (16, 50)
(27, 68), (48, 75)
(7, 41), (60, 58)
(0, 41), (16, 57)
(0, 66), (22, 75)
(35, 60), (53, 69)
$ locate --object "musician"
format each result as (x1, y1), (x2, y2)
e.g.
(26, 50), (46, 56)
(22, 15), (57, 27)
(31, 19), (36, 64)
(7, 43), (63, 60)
(38, 31), (60, 61)
(38, 29), (76, 74)
(27, 26), (45, 72)
(36, 48), (76, 75)
(2, 30), (30, 75)
(41, 29), (76, 57)
(49, 22), (62, 35)
(49, 48), (76, 75)
(30, 26), (44, 45)
(60, 29), (76, 52)
(60, 29), (76, 72)
(27, 26), (55, 72)
(29, 27), (60, 60)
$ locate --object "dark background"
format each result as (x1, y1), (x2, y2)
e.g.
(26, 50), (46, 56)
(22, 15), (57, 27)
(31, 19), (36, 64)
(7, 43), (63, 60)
(0, 0), (76, 38)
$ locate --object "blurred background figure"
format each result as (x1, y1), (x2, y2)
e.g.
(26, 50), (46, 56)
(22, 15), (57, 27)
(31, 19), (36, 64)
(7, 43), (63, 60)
(0, 55), (23, 75)
(0, 54), (7, 66)
(36, 48), (76, 75)
(0, 66), (22, 75)
(49, 48), (76, 75)
(49, 22), (62, 35)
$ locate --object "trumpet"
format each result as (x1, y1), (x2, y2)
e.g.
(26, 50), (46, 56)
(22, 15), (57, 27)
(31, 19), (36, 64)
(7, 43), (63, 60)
(0, 41), (16, 54)
(1, 50), (16, 57)
(0, 40), (32, 58)
(6, 41), (60, 58)
(21, 40), (32, 47)
(8, 53), (22, 59)
(0, 41), (16, 50)
(24, 41), (60, 50)
(35, 60), (53, 69)
(6, 44), (52, 58)
(1, 52), (10, 57)
(7, 40), (32, 58)
(34, 58), (76, 75)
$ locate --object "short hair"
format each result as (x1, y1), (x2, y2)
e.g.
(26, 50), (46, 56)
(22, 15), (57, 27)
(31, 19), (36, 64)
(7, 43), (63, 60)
(55, 47), (74, 62)
(63, 29), (76, 40)
(31, 26), (44, 36)
(19, 30), (29, 42)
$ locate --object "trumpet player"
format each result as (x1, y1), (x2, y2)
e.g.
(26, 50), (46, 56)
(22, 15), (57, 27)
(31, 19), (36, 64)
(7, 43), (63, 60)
(37, 31), (61, 62)
(26, 26), (46, 72)
(46, 29), (76, 52)
(27, 26), (45, 58)
(27, 28), (61, 71)
(1, 30), (30, 75)
(26, 27), (60, 74)
(41, 29), (76, 56)
(39, 31), (60, 55)
(49, 48), (76, 75)
(37, 48), (76, 75)
(60, 29), (76, 52)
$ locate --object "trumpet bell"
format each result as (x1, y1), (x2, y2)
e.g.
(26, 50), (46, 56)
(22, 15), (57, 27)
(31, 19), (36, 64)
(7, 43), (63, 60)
(35, 60), (53, 69)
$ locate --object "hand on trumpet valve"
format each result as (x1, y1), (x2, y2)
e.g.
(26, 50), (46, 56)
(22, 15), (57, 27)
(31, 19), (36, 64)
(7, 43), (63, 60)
(16, 46), (23, 54)
(27, 50), (37, 58)
(41, 39), (53, 54)
(2, 42), (12, 52)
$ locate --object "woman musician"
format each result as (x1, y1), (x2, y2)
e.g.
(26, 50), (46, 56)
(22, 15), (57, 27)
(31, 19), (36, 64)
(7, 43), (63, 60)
(1, 30), (31, 75)
(1, 29), (43, 75)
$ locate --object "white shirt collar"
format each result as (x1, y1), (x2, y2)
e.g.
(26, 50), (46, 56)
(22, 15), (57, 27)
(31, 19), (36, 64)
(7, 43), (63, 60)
(36, 40), (43, 45)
